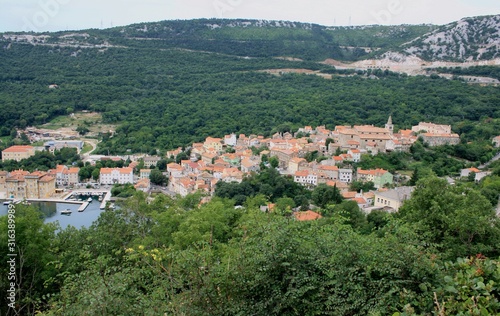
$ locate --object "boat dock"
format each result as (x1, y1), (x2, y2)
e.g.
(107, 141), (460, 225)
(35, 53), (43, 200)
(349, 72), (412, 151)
(17, 189), (112, 212)
(26, 198), (82, 205)
(100, 191), (112, 209)
(78, 202), (89, 212)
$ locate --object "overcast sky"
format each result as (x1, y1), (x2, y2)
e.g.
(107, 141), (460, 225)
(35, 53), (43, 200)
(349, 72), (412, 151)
(1, 0), (499, 32)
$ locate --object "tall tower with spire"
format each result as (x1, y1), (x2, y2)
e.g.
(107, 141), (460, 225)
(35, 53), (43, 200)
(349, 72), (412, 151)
(385, 115), (394, 135)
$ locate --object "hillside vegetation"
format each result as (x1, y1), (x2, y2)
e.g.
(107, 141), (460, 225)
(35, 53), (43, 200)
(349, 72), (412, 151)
(2, 175), (500, 315)
(0, 16), (499, 154)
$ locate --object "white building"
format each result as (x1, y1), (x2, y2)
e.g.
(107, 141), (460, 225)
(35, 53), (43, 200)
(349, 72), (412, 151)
(224, 134), (237, 147)
(374, 186), (414, 212)
(460, 168), (491, 182)
(140, 169), (152, 180)
(99, 167), (134, 185)
(339, 169), (353, 183)
(294, 170), (318, 186)
(347, 149), (361, 163)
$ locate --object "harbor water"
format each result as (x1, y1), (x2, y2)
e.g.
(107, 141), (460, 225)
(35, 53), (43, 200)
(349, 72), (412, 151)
(0, 197), (106, 229)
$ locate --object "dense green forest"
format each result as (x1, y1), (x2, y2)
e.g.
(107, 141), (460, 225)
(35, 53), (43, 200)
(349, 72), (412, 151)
(434, 66), (500, 80)
(1, 175), (500, 315)
(1, 41), (499, 154)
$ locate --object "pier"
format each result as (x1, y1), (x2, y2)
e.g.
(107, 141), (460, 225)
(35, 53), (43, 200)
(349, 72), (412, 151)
(100, 191), (112, 209)
(78, 202), (89, 212)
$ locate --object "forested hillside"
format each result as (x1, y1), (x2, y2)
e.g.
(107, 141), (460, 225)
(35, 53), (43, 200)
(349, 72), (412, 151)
(0, 15), (499, 154)
(1, 40), (499, 153)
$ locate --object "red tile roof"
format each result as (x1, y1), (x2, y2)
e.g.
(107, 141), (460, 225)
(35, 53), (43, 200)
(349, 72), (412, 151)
(294, 210), (322, 221)
(2, 145), (34, 153)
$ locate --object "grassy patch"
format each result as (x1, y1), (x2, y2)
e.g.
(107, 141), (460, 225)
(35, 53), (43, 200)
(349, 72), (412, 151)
(31, 140), (45, 146)
(40, 115), (75, 130)
(80, 142), (94, 155)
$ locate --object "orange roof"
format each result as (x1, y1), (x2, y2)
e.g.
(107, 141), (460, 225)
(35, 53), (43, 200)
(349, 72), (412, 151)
(294, 210), (322, 221)
(354, 125), (388, 134)
(2, 145), (34, 153)
(353, 197), (367, 204)
(290, 157), (307, 163)
(100, 167), (133, 174)
(349, 149), (361, 154)
(341, 191), (357, 199)
(29, 170), (45, 177)
(39, 175), (55, 183)
(241, 158), (257, 168)
(469, 167), (481, 173)
(56, 165), (67, 173)
(399, 130), (414, 137)
(10, 169), (30, 176)
(67, 167), (79, 174)
(318, 165), (339, 171)
(205, 137), (222, 143)
(295, 170), (309, 177)
(7, 174), (25, 182)
(358, 168), (389, 176)
(167, 163), (183, 170)
(203, 152), (218, 159)
(134, 178), (150, 189)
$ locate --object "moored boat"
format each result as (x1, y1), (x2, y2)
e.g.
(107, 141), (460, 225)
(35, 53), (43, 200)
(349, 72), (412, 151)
(60, 209), (72, 215)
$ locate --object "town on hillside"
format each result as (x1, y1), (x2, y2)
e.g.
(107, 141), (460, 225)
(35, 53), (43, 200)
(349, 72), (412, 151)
(1, 117), (498, 215)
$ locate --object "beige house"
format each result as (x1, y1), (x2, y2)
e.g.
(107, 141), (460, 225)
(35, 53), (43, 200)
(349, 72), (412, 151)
(38, 175), (56, 198)
(288, 157), (308, 174)
(2, 145), (36, 162)
(143, 156), (161, 168)
(203, 137), (223, 153)
(0, 171), (7, 192)
(270, 148), (299, 168)
(420, 133), (460, 146)
(5, 170), (55, 199)
(412, 122), (451, 134)
(65, 167), (80, 185)
(140, 169), (152, 180)
(374, 186), (414, 212)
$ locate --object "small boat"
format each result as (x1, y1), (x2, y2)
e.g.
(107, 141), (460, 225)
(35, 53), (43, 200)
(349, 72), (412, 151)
(3, 201), (11, 205)
(87, 197), (93, 202)
(60, 209), (72, 215)
(98, 195), (103, 201)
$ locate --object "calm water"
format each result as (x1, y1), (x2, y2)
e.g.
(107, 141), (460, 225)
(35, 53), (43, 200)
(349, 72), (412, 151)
(0, 196), (106, 229)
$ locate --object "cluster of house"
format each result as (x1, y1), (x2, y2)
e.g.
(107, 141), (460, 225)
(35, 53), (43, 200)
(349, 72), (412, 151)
(162, 136), (260, 197)
(2, 120), (498, 212)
